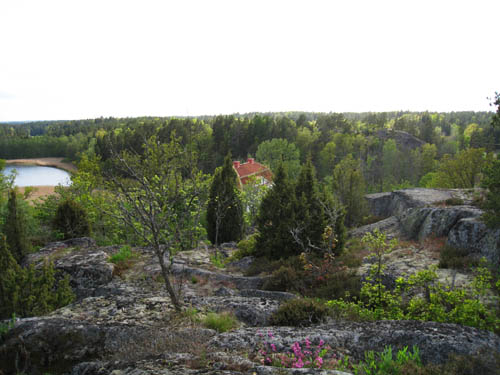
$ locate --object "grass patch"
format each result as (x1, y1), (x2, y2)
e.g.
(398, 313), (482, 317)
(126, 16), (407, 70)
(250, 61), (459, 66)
(202, 311), (238, 332)
(108, 245), (140, 276)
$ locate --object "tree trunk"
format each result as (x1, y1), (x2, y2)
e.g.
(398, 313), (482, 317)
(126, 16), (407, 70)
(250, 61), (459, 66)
(155, 248), (182, 312)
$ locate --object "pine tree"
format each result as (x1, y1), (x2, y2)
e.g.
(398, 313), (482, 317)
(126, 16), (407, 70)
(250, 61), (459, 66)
(293, 159), (326, 253)
(482, 92), (500, 228)
(3, 189), (30, 264)
(0, 235), (21, 319)
(0, 235), (74, 319)
(53, 199), (91, 240)
(256, 163), (298, 259)
(206, 153), (244, 245)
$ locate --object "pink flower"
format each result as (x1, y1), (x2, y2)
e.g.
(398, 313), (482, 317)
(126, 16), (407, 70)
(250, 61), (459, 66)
(319, 339), (325, 347)
(271, 343), (277, 352)
(293, 358), (304, 368)
(268, 330), (274, 338)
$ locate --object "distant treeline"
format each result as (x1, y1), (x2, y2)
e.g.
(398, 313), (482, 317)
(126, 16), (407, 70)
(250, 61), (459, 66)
(0, 111), (498, 192)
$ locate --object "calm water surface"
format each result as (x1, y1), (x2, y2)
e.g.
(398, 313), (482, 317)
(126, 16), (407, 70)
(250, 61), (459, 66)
(2, 165), (71, 187)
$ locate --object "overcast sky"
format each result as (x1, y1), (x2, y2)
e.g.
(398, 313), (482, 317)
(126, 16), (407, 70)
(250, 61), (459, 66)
(1, 0), (499, 121)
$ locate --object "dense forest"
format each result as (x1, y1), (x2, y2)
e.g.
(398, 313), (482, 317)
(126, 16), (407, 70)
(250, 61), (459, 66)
(1, 110), (499, 194)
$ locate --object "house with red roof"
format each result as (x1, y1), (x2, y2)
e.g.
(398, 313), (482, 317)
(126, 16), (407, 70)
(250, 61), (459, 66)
(232, 158), (273, 189)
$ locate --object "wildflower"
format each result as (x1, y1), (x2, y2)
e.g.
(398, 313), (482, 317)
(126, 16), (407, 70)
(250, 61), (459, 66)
(271, 343), (277, 352)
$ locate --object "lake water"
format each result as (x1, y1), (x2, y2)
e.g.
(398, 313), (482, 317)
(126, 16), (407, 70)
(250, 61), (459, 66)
(2, 165), (71, 187)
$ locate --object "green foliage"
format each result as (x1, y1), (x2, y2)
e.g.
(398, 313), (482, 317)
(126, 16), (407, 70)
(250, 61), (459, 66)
(354, 345), (421, 375)
(209, 250), (226, 268)
(108, 245), (140, 276)
(425, 148), (494, 188)
(3, 189), (30, 263)
(256, 138), (301, 180)
(255, 163), (299, 259)
(234, 234), (257, 259)
(332, 154), (368, 227)
(202, 311), (238, 332)
(52, 199), (91, 240)
(269, 298), (329, 327)
(240, 175), (269, 230)
(327, 260), (500, 333)
(0, 235), (74, 319)
(0, 314), (16, 341)
(206, 153), (244, 245)
(482, 158), (500, 228)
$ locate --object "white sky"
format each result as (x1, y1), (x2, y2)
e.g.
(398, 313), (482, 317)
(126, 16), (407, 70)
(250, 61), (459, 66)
(1, 0), (499, 121)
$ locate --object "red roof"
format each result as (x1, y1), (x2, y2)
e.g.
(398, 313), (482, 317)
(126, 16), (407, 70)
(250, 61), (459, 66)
(233, 158), (273, 187)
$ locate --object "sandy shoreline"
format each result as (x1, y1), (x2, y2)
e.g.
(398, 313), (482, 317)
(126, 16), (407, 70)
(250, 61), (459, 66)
(16, 186), (57, 202)
(5, 157), (77, 173)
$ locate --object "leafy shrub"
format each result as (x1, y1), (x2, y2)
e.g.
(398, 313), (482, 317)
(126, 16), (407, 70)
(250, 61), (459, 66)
(438, 245), (478, 270)
(202, 311), (238, 332)
(233, 234), (257, 260)
(354, 345), (421, 375)
(52, 199), (91, 240)
(270, 298), (329, 327)
(327, 265), (500, 333)
(209, 250), (226, 268)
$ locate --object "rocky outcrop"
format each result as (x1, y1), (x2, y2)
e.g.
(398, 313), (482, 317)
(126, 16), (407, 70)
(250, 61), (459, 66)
(376, 129), (425, 151)
(213, 320), (500, 365)
(447, 218), (500, 266)
(26, 238), (114, 300)
(400, 206), (482, 241)
(171, 262), (269, 290)
(0, 317), (217, 375)
(365, 188), (472, 219)
(358, 188), (499, 266)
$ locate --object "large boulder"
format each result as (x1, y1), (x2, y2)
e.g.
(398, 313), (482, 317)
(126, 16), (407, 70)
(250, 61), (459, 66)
(0, 317), (217, 375)
(400, 206), (482, 241)
(26, 238), (114, 299)
(213, 320), (500, 365)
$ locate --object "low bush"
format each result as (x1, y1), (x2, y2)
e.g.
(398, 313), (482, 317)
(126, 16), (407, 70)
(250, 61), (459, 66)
(269, 298), (329, 327)
(438, 245), (478, 270)
(202, 311), (238, 332)
(444, 197), (464, 206)
(263, 266), (303, 293)
(52, 199), (91, 240)
(233, 234), (257, 259)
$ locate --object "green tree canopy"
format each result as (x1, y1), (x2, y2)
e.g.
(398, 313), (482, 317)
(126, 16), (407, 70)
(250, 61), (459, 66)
(206, 153), (244, 245)
(256, 138), (301, 180)
(332, 154), (367, 227)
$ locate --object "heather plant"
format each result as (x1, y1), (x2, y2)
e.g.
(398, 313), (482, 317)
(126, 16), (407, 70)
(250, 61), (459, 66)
(255, 331), (344, 370)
